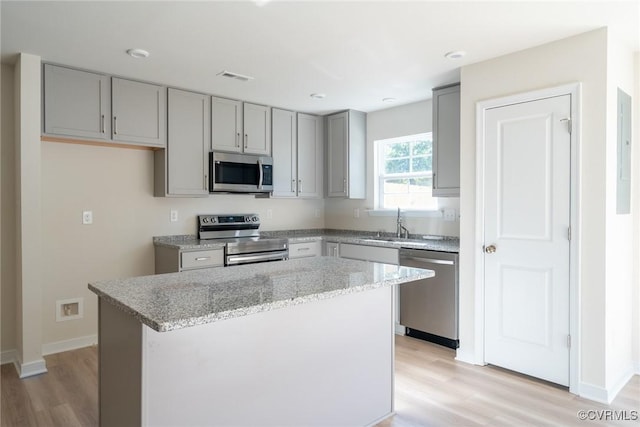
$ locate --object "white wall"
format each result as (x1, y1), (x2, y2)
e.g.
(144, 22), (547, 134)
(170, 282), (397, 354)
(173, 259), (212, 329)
(1, 63), (16, 357)
(634, 52), (640, 375)
(604, 34), (637, 395)
(325, 100), (460, 236)
(458, 29), (614, 396)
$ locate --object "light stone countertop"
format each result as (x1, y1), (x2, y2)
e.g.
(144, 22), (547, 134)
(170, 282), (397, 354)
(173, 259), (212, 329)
(153, 229), (460, 253)
(89, 257), (433, 333)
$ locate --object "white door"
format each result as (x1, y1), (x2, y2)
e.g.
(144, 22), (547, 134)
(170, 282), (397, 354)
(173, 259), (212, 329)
(484, 95), (571, 386)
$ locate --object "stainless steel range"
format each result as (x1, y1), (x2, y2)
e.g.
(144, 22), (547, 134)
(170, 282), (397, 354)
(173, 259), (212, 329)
(198, 214), (288, 266)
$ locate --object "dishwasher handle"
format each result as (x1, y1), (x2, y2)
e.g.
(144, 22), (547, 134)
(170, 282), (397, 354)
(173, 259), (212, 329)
(401, 256), (455, 266)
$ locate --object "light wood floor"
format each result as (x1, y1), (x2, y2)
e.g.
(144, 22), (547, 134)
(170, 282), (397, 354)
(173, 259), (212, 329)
(1, 336), (638, 426)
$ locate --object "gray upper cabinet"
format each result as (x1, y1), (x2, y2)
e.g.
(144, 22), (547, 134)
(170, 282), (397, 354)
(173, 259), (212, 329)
(112, 78), (166, 147)
(432, 83), (460, 197)
(327, 110), (365, 199)
(272, 108), (297, 198)
(43, 64), (166, 148)
(155, 88), (210, 197)
(272, 110), (323, 199)
(243, 103), (271, 155)
(211, 99), (270, 155)
(297, 113), (323, 198)
(43, 64), (111, 140)
(211, 96), (243, 153)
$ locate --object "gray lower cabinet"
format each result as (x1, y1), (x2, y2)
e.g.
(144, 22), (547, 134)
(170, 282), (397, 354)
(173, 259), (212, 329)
(112, 78), (166, 147)
(155, 88), (210, 197)
(42, 63), (166, 148)
(326, 110), (366, 199)
(323, 242), (340, 257)
(154, 246), (224, 273)
(43, 64), (111, 140)
(338, 243), (398, 265)
(288, 241), (322, 259)
(432, 83), (460, 197)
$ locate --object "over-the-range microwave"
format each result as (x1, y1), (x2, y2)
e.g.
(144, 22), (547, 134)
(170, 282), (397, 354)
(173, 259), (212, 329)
(209, 151), (273, 194)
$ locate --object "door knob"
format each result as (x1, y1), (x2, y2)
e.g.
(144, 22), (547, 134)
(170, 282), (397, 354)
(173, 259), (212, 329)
(484, 244), (497, 254)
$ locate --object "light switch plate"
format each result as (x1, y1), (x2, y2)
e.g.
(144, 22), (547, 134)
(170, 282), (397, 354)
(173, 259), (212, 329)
(443, 208), (456, 222)
(170, 209), (178, 222)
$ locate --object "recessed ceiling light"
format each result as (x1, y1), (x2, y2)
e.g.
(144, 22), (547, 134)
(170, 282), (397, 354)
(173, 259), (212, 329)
(310, 93), (326, 99)
(444, 51), (466, 60)
(126, 48), (150, 59)
(382, 97), (396, 103)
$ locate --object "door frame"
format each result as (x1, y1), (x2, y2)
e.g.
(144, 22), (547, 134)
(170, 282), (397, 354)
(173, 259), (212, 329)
(474, 83), (581, 394)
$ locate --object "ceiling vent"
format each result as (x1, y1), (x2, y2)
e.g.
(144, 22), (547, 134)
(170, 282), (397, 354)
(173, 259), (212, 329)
(217, 70), (254, 82)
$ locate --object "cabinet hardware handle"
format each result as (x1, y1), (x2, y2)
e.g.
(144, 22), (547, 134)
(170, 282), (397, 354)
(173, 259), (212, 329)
(402, 256), (455, 265)
(236, 132), (240, 147)
(204, 174), (208, 190)
(113, 116), (118, 135)
(292, 179), (296, 193)
(343, 178), (347, 193)
(244, 134), (248, 149)
(101, 115), (105, 133)
(195, 257), (210, 261)
(298, 179), (302, 192)
(298, 247), (310, 252)
(333, 247), (338, 257)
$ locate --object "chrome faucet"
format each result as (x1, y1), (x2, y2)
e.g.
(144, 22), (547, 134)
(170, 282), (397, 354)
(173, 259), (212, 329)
(396, 207), (410, 239)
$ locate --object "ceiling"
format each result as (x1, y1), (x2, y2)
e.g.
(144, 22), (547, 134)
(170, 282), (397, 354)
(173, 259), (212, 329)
(1, 1), (638, 115)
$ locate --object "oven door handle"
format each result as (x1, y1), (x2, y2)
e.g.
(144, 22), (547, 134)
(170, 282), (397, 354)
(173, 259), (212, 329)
(257, 158), (264, 190)
(227, 251), (287, 265)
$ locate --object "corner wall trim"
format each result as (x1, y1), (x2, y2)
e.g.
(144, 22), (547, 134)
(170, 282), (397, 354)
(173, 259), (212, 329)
(16, 358), (48, 379)
(1, 349), (17, 365)
(42, 334), (97, 356)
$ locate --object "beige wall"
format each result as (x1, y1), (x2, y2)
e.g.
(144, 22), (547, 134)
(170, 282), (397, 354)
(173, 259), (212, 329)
(39, 142), (325, 346)
(1, 63), (16, 355)
(325, 100), (460, 236)
(458, 29), (613, 394)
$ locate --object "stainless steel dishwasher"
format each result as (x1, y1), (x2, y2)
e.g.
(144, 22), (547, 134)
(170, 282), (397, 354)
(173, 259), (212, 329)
(399, 248), (459, 349)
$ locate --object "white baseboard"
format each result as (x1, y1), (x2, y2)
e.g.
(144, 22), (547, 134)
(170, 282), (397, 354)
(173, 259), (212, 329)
(579, 366), (636, 405)
(1, 349), (17, 365)
(455, 348), (480, 365)
(394, 324), (406, 335)
(16, 358), (48, 378)
(42, 334), (97, 356)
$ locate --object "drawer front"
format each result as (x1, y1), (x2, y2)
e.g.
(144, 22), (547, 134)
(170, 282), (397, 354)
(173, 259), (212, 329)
(181, 249), (224, 270)
(289, 241), (321, 259)
(339, 243), (398, 265)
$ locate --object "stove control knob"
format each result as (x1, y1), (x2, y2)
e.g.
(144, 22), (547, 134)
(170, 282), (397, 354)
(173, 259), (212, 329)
(252, 215), (259, 222)
(202, 217), (209, 224)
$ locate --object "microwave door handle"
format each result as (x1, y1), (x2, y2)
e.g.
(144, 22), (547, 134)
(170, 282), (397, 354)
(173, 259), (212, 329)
(257, 158), (264, 190)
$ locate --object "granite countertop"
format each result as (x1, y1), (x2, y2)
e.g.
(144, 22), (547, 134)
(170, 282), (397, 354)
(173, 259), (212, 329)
(89, 257), (433, 333)
(154, 229), (460, 253)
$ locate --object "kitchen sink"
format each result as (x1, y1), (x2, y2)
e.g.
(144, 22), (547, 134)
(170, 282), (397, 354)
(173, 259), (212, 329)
(361, 238), (399, 243)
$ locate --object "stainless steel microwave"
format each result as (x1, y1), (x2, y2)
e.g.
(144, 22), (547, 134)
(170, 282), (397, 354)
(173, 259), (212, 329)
(209, 152), (273, 193)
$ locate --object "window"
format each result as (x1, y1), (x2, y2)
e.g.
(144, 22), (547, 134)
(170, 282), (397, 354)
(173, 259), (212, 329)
(375, 133), (437, 210)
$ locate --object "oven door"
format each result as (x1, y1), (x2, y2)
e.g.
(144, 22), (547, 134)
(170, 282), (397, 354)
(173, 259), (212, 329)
(209, 152), (273, 193)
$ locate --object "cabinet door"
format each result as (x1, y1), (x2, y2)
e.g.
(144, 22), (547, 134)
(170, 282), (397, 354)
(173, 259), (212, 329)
(112, 78), (166, 147)
(432, 84), (460, 197)
(43, 64), (111, 140)
(297, 113), (323, 198)
(211, 97), (243, 153)
(166, 88), (210, 196)
(272, 108), (297, 198)
(324, 242), (340, 257)
(243, 103), (271, 155)
(327, 112), (348, 197)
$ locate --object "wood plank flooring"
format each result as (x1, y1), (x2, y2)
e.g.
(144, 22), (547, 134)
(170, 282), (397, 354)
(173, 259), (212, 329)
(1, 336), (638, 426)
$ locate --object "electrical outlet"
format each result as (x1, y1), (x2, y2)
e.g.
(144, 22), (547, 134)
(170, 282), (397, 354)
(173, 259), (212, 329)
(443, 208), (456, 222)
(170, 209), (178, 222)
(266, 209), (273, 219)
(82, 210), (93, 225)
(314, 208), (321, 218)
(354, 208), (360, 218)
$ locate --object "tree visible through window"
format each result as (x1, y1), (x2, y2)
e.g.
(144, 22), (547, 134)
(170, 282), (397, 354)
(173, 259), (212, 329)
(376, 133), (437, 210)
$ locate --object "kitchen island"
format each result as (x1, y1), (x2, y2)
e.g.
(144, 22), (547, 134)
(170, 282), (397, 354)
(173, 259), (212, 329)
(89, 256), (433, 427)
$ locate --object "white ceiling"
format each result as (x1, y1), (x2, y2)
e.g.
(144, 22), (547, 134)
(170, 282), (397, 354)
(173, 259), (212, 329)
(1, 1), (638, 115)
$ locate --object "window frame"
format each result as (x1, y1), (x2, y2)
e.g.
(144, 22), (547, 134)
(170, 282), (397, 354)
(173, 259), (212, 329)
(373, 132), (439, 213)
